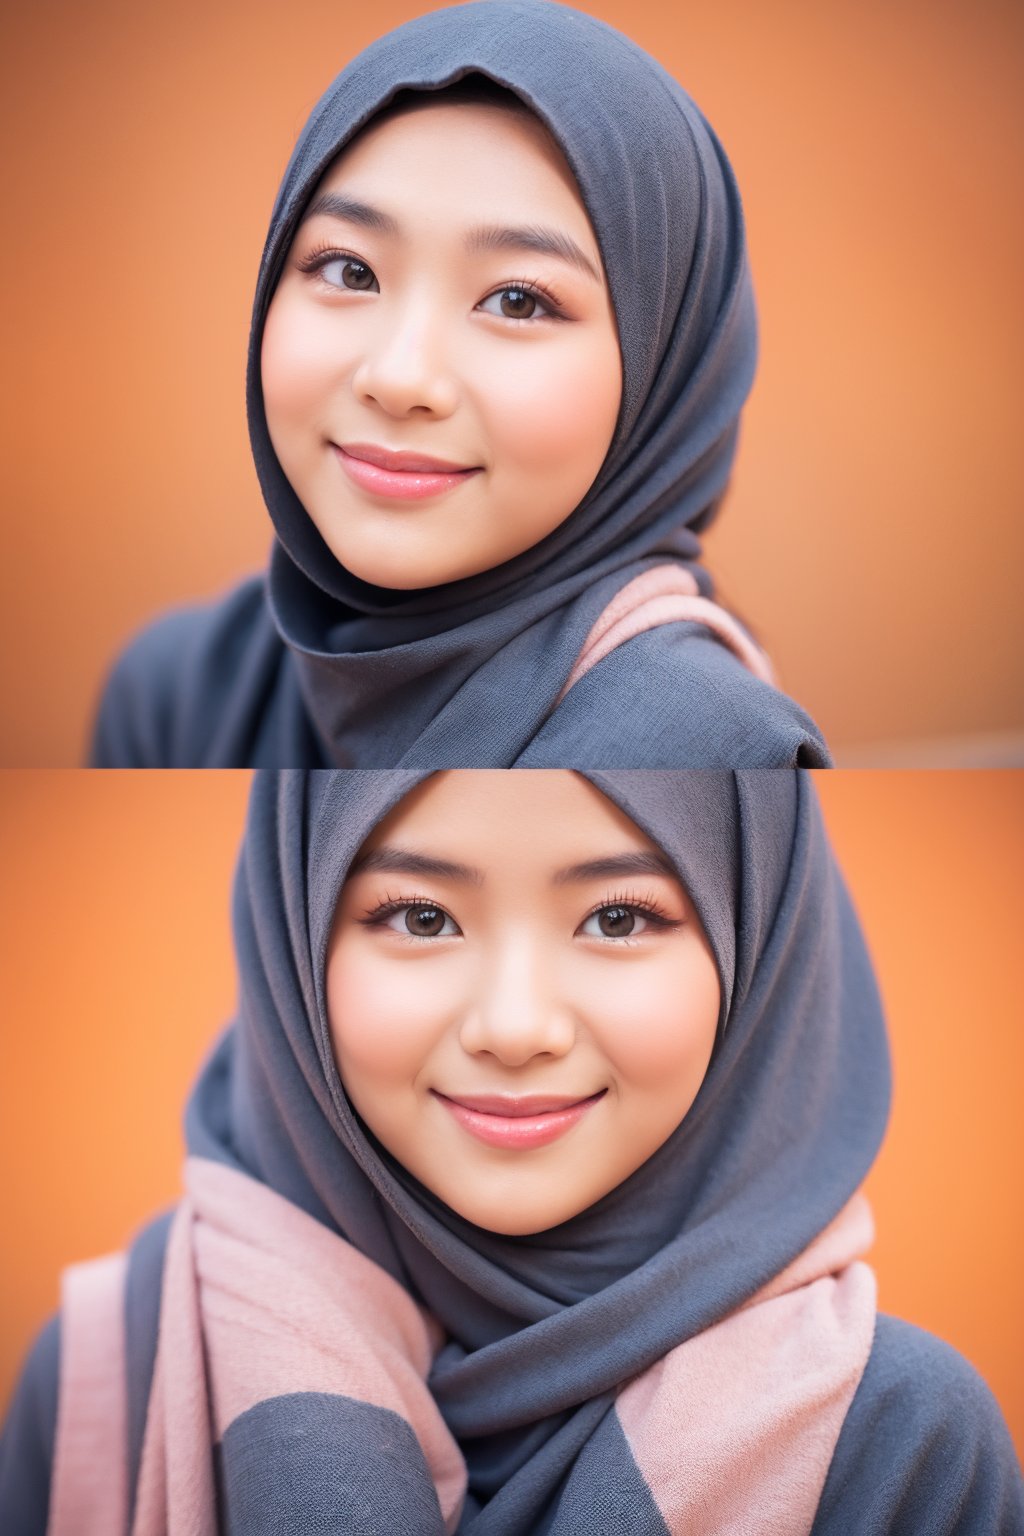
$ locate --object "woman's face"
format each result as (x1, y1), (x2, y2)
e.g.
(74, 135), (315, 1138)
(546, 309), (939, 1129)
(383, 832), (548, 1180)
(261, 101), (622, 590)
(326, 772), (720, 1235)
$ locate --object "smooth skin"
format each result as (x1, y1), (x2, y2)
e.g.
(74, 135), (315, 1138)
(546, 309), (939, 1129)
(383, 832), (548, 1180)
(262, 100), (623, 590)
(326, 772), (721, 1235)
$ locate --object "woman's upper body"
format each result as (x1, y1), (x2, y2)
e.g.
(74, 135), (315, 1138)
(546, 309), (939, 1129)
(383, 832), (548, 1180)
(89, 0), (831, 769)
(3, 770), (1021, 1532)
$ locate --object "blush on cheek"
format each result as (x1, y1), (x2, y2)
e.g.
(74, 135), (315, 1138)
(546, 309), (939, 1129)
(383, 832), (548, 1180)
(326, 960), (431, 1077)
(495, 353), (618, 473)
(590, 969), (720, 1086)
(262, 301), (342, 420)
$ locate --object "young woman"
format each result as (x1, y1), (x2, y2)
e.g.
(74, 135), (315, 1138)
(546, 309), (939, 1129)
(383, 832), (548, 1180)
(90, 1), (830, 769)
(2, 770), (1019, 1532)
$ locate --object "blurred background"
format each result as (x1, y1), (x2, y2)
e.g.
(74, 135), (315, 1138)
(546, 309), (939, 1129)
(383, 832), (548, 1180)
(0, 769), (1022, 1454)
(1, 0), (1022, 765)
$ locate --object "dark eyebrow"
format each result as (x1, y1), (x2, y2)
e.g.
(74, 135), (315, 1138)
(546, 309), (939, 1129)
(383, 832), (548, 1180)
(553, 852), (678, 885)
(465, 223), (603, 284)
(349, 845), (483, 885)
(300, 192), (400, 235)
(299, 194), (601, 284)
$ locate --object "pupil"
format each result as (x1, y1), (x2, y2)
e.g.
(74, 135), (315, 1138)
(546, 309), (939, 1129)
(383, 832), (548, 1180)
(344, 262), (373, 290)
(599, 906), (635, 937)
(406, 905), (444, 936)
(501, 288), (535, 318)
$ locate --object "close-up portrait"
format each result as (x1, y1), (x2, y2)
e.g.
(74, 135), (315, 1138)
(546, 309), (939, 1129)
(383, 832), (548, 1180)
(0, 0), (1021, 768)
(1, 769), (1022, 1531)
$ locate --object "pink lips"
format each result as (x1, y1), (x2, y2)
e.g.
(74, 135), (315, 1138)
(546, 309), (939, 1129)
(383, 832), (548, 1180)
(334, 442), (481, 501)
(433, 1090), (607, 1150)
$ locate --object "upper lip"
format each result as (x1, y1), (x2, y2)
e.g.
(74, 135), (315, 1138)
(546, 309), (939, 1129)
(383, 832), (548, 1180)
(338, 441), (478, 474)
(434, 1090), (606, 1117)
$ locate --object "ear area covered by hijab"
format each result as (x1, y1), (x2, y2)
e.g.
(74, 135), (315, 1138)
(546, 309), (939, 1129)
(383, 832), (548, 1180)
(89, 0), (831, 768)
(173, 768), (890, 1525)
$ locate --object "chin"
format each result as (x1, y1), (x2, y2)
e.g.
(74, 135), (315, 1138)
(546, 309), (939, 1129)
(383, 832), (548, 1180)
(451, 1198), (576, 1238)
(329, 544), (488, 591)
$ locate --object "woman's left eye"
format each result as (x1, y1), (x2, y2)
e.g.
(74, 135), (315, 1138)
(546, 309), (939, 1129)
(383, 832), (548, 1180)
(579, 905), (650, 940)
(384, 903), (460, 939)
(318, 256), (380, 292)
(477, 285), (554, 321)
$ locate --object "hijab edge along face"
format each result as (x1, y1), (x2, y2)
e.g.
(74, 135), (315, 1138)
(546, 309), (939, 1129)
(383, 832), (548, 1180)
(197, 763), (889, 1415)
(245, 0), (756, 615)
(298, 770), (809, 1257)
(248, 75), (625, 610)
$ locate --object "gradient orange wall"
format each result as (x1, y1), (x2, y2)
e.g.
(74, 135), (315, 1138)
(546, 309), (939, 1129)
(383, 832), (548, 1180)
(0, 770), (1021, 1459)
(1, 0), (1022, 764)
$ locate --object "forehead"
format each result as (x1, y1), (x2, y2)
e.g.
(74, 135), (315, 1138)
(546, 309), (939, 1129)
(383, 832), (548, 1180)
(308, 99), (598, 246)
(356, 771), (666, 870)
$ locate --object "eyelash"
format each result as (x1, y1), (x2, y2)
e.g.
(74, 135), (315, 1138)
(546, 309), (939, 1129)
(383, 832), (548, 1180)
(295, 243), (568, 321)
(358, 889), (680, 942)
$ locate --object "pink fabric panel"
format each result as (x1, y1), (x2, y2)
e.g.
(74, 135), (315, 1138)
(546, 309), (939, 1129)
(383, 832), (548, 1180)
(616, 1198), (877, 1536)
(132, 1183), (218, 1536)
(49, 1251), (129, 1536)
(743, 1193), (875, 1311)
(133, 1157), (465, 1535)
(556, 563), (776, 706)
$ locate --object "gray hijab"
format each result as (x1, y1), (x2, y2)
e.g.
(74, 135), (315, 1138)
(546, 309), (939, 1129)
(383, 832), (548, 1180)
(246, 0), (779, 766)
(184, 769), (890, 1525)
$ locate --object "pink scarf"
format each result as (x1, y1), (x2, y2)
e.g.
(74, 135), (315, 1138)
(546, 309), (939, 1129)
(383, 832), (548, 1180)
(49, 1157), (875, 1536)
(557, 564), (777, 708)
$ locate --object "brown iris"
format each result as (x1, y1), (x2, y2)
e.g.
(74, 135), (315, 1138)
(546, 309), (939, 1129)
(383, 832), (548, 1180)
(405, 905), (447, 936)
(596, 905), (636, 937)
(499, 287), (537, 319)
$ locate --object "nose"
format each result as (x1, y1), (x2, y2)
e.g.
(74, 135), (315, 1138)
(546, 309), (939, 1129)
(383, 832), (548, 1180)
(459, 934), (576, 1067)
(352, 300), (460, 420)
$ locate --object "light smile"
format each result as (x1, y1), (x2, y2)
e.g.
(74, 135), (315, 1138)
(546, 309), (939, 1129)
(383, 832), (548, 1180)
(333, 442), (483, 502)
(432, 1088), (607, 1150)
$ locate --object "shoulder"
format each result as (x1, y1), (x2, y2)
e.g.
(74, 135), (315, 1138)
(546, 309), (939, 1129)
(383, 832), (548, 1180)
(0, 1211), (175, 1536)
(812, 1313), (1024, 1535)
(0, 1314), (60, 1535)
(88, 575), (286, 766)
(516, 622), (832, 767)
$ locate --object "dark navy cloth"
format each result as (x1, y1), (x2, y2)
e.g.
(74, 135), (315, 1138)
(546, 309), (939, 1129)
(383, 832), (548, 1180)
(0, 1315), (59, 1536)
(90, 576), (829, 768)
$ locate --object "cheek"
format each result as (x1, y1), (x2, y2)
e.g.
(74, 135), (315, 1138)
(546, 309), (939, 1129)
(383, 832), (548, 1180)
(325, 947), (449, 1085)
(261, 289), (351, 433)
(480, 333), (621, 487)
(580, 951), (721, 1087)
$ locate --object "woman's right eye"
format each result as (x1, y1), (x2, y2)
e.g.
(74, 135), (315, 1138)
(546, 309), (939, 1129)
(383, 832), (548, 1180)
(383, 903), (460, 939)
(317, 255), (380, 293)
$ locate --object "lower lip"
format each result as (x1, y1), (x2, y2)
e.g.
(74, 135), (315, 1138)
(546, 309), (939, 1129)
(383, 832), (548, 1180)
(435, 1092), (606, 1150)
(334, 446), (480, 501)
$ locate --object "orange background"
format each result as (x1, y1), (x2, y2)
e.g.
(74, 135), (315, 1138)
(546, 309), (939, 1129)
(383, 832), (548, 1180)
(0, 769), (1022, 1460)
(1, 0), (1022, 765)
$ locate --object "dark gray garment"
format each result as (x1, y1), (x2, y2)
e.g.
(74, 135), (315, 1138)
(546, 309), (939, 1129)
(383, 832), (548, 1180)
(5, 1308), (1022, 1534)
(89, 576), (830, 767)
(89, 0), (832, 770)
